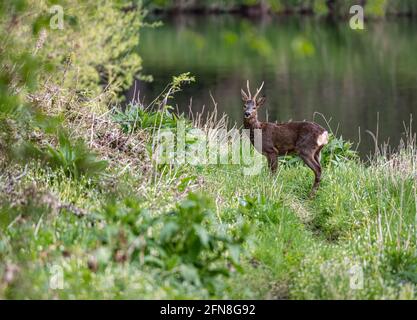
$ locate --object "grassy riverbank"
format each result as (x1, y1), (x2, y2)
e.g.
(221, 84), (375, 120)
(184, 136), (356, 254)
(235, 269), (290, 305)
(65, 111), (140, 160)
(1, 0), (417, 299)
(2, 110), (416, 299)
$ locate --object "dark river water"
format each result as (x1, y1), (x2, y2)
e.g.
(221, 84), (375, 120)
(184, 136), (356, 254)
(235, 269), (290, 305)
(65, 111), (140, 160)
(127, 15), (417, 157)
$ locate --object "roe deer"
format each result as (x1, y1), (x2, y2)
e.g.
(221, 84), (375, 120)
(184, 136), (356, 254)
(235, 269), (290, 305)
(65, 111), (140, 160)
(241, 81), (329, 195)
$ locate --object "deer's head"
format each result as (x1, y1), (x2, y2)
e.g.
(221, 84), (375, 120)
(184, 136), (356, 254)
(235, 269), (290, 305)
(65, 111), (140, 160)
(241, 81), (266, 119)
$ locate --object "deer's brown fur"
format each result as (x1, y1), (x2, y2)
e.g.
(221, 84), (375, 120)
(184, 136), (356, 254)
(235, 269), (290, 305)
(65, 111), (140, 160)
(242, 81), (329, 195)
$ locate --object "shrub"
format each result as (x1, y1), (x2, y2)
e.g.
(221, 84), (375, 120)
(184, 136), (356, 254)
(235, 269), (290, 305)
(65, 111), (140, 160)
(18, 130), (107, 180)
(98, 192), (248, 294)
(279, 133), (358, 167)
(113, 73), (195, 132)
(321, 134), (358, 166)
(113, 104), (183, 132)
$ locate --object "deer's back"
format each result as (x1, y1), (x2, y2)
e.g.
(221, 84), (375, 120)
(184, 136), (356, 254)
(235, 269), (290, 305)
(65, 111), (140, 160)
(261, 121), (327, 155)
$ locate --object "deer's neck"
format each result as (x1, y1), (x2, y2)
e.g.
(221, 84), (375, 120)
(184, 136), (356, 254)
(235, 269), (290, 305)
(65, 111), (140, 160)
(244, 114), (261, 146)
(244, 114), (261, 130)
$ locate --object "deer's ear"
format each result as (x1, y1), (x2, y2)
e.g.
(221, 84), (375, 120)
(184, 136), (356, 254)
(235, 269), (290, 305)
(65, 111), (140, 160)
(257, 96), (266, 108)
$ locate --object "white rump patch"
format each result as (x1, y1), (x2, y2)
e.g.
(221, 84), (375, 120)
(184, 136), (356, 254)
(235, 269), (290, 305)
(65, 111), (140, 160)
(317, 131), (329, 146)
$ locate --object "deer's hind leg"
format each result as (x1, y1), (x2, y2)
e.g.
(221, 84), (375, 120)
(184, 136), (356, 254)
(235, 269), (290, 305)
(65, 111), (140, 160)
(299, 150), (322, 196)
(314, 146), (324, 165)
(266, 152), (278, 173)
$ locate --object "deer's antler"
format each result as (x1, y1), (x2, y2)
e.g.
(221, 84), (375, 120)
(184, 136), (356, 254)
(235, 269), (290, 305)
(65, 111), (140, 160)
(246, 80), (252, 99)
(253, 81), (264, 101)
(241, 88), (249, 101)
(242, 80), (264, 101)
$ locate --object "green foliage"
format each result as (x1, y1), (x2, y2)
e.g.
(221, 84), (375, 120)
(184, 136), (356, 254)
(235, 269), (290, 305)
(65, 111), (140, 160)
(157, 72), (196, 107)
(113, 73), (197, 172)
(113, 104), (182, 132)
(99, 193), (248, 293)
(1, 0), (146, 164)
(280, 133), (358, 167)
(321, 134), (358, 166)
(113, 73), (195, 132)
(0, 0), (56, 161)
(19, 130), (107, 180)
(1, 0), (145, 177)
(41, 0), (146, 100)
(366, 0), (388, 17)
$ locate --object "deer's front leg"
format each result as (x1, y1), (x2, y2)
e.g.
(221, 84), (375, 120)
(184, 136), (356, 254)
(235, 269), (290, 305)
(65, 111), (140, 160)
(266, 152), (278, 173)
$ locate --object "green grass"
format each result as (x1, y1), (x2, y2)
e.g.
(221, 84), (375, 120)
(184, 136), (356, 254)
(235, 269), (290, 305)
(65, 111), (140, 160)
(208, 156), (417, 299)
(2, 139), (416, 299)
